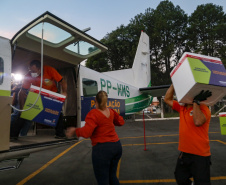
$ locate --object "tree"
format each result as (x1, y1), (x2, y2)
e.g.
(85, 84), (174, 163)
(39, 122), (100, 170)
(85, 51), (110, 72)
(86, 1), (226, 86)
(86, 25), (138, 71)
(186, 3), (226, 64)
(148, 0), (188, 85)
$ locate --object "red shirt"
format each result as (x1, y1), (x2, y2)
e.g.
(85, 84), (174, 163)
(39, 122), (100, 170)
(22, 66), (62, 92)
(75, 109), (125, 146)
(172, 100), (211, 156)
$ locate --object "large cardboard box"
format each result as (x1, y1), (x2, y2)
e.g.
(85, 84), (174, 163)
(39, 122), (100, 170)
(21, 85), (66, 127)
(170, 52), (226, 105)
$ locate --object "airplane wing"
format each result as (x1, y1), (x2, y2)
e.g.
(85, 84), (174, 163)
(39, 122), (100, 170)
(139, 85), (170, 97)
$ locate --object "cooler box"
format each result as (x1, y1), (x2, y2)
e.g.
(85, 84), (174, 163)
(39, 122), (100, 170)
(219, 112), (226, 135)
(170, 52), (226, 105)
(21, 85), (66, 127)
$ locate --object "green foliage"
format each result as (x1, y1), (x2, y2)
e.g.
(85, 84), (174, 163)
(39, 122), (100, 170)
(86, 25), (140, 71)
(187, 3), (226, 65)
(85, 51), (110, 72)
(86, 1), (226, 85)
(148, 0), (188, 85)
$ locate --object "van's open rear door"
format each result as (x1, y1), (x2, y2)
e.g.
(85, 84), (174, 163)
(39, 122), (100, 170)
(0, 12), (107, 167)
(11, 11), (107, 65)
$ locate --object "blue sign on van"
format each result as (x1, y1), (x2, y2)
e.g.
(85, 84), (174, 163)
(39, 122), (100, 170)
(81, 96), (125, 121)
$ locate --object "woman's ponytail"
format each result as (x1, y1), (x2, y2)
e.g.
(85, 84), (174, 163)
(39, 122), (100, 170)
(96, 91), (108, 110)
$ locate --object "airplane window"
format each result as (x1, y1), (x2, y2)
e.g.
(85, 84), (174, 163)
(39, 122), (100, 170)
(82, 78), (98, 97)
(65, 41), (100, 56)
(28, 22), (71, 44)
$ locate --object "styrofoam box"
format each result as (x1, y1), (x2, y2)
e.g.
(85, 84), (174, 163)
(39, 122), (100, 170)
(170, 52), (226, 106)
(21, 85), (66, 127)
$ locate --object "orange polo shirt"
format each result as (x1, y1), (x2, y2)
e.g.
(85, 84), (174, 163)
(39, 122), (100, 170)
(22, 65), (62, 92)
(172, 100), (211, 156)
(75, 109), (125, 146)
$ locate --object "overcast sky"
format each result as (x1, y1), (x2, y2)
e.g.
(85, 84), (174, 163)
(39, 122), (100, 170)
(1, 0), (226, 41)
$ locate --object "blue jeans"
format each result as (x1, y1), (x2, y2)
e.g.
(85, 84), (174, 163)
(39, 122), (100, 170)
(92, 140), (122, 185)
(10, 104), (32, 137)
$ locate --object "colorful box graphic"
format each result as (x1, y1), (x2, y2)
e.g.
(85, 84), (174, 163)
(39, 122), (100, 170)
(21, 85), (66, 127)
(219, 112), (226, 135)
(170, 52), (226, 105)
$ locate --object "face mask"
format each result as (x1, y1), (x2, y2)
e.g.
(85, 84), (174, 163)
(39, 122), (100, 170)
(31, 72), (39, 78)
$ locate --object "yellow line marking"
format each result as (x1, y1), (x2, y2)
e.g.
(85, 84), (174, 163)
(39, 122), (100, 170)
(120, 134), (179, 140)
(117, 158), (121, 179)
(211, 140), (226, 145)
(119, 132), (219, 140)
(119, 176), (226, 184)
(211, 176), (226, 180)
(16, 140), (84, 185)
(120, 179), (176, 183)
(122, 140), (226, 147)
(122, 142), (178, 147)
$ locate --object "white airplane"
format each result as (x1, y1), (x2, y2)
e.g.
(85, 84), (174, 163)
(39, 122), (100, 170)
(0, 12), (168, 170)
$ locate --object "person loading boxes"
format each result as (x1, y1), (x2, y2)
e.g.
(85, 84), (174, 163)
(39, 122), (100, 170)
(164, 85), (212, 185)
(163, 51), (226, 185)
(10, 60), (67, 140)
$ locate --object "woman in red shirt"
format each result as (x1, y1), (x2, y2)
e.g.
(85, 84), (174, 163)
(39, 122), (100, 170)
(66, 91), (125, 185)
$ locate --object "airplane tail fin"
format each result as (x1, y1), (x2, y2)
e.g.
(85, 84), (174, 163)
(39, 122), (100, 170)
(102, 31), (151, 88)
(132, 31), (151, 88)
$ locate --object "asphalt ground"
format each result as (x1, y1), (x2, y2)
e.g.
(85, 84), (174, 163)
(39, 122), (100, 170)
(0, 116), (226, 185)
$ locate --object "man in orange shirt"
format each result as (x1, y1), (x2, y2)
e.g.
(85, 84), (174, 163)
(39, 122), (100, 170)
(164, 85), (212, 185)
(10, 60), (67, 139)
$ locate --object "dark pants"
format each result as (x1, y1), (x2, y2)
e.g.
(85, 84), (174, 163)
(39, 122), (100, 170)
(10, 117), (28, 137)
(55, 113), (65, 137)
(10, 104), (32, 137)
(92, 140), (122, 185)
(10, 113), (65, 138)
(174, 152), (211, 185)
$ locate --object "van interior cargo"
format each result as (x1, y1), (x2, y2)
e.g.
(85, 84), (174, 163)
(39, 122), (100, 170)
(7, 11), (107, 151)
